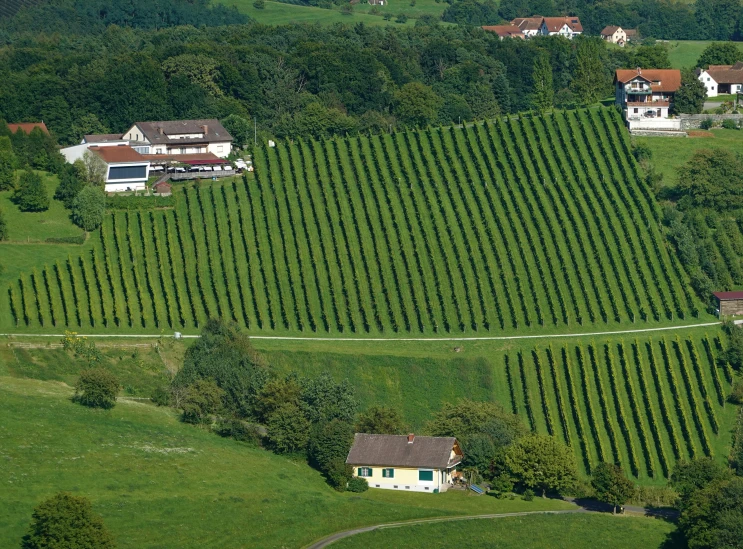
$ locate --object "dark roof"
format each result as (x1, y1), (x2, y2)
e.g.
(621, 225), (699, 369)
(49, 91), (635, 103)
(624, 29), (638, 37)
(704, 66), (743, 85)
(7, 122), (48, 134)
(713, 291), (743, 301)
(346, 434), (461, 469)
(84, 133), (124, 143)
(615, 69), (681, 93)
(90, 145), (147, 164)
(133, 119), (232, 145)
(512, 17), (543, 31)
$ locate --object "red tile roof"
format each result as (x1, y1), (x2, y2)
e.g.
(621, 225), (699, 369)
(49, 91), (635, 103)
(615, 69), (682, 93)
(512, 17), (543, 31)
(601, 25), (622, 36)
(481, 25), (524, 38)
(89, 145), (147, 163)
(543, 16), (583, 33)
(7, 122), (49, 134)
(704, 66), (743, 85)
(713, 291), (743, 300)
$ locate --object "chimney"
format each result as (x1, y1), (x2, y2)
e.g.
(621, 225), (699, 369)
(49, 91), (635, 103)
(201, 124), (209, 135)
(158, 126), (164, 135)
(407, 434), (415, 444)
(637, 67), (641, 75)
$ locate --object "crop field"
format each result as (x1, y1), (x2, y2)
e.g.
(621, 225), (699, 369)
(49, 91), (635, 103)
(4, 108), (702, 334)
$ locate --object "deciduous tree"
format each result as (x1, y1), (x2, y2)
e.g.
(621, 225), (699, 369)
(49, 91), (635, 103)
(266, 403), (311, 454)
(530, 53), (553, 112)
(673, 69), (707, 115)
(355, 406), (406, 435)
(13, 170), (49, 212)
(503, 434), (578, 497)
(591, 462), (636, 514)
(72, 186), (106, 231)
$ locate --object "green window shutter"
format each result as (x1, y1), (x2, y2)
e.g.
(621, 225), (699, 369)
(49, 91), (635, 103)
(382, 468), (394, 478)
(358, 468), (363, 476)
(419, 470), (433, 481)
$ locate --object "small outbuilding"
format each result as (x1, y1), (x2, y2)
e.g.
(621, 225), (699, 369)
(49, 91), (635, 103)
(153, 181), (172, 196)
(713, 291), (743, 316)
(346, 433), (462, 493)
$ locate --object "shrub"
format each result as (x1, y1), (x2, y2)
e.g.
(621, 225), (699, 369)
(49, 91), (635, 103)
(150, 385), (171, 406)
(0, 208), (7, 240)
(13, 170), (49, 212)
(395, 13), (408, 23)
(21, 492), (115, 549)
(522, 488), (534, 501)
(728, 382), (743, 405)
(722, 119), (739, 130)
(266, 403), (311, 454)
(253, 0), (265, 7)
(72, 186), (106, 231)
(74, 368), (119, 409)
(180, 379), (224, 424)
(347, 476), (369, 493)
(700, 118), (714, 130)
(213, 419), (263, 444)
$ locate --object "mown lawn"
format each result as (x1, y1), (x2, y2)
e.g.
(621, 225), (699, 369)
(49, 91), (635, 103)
(635, 128), (743, 183)
(665, 40), (718, 69)
(0, 376), (573, 549)
(332, 513), (679, 549)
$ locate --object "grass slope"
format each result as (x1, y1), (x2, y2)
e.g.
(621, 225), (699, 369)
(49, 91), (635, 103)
(1, 108), (707, 335)
(332, 513), (678, 549)
(665, 40), (741, 69)
(0, 375), (573, 548)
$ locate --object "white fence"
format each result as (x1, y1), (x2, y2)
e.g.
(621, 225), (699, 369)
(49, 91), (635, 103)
(627, 118), (682, 131)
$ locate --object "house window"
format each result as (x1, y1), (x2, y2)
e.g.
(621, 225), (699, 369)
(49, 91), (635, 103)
(358, 467), (372, 478)
(180, 147), (186, 154)
(382, 468), (394, 478)
(711, 86), (715, 91)
(634, 108), (638, 114)
(217, 145), (224, 153)
(418, 470), (434, 482)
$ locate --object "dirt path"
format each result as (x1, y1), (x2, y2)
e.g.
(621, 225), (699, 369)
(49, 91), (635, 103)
(0, 319), (729, 342)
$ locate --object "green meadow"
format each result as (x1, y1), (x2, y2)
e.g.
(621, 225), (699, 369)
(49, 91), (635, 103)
(0, 375), (573, 549)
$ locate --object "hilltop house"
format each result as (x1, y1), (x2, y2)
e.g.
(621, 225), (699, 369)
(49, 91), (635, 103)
(481, 24), (525, 39)
(697, 62), (743, 97)
(615, 68), (681, 120)
(88, 146), (151, 192)
(511, 16), (582, 38)
(346, 433), (463, 493)
(601, 26), (627, 45)
(122, 119), (233, 158)
(511, 16), (544, 37)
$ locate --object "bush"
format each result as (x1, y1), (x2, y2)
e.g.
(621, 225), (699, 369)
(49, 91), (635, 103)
(213, 419), (263, 444)
(700, 118), (714, 130)
(253, 0), (265, 7)
(21, 492), (115, 549)
(728, 382), (743, 405)
(72, 186), (106, 231)
(0, 208), (7, 241)
(13, 170), (49, 212)
(722, 119), (739, 130)
(347, 476), (369, 493)
(106, 194), (174, 210)
(180, 379), (224, 424)
(522, 488), (534, 501)
(150, 385), (171, 406)
(74, 368), (119, 409)
(45, 234), (86, 244)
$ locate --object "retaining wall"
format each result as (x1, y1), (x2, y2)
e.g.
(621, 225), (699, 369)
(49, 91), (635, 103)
(679, 114), (743, 129)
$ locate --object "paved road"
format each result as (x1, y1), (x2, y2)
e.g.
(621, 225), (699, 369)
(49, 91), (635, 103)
(304, 510), (587, 549)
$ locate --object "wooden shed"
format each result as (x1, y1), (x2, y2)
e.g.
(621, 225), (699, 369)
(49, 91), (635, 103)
(713, 291), (743, 316)
(153, 181), (172, 196)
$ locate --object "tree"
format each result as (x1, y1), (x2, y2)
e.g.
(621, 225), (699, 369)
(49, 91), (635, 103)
(697, 42), (743, 67)
(591, 462), (636, 514)
(300, 372), (356, 424)
(530, 53), (553, 112)
(72, 186), (106, 231)
(0, 209), (7, 241)
(22, 492), (115, 549)
(722, 322), (743, 370)
(671, 458), (734, 503)
(266, 403), (311, 454)
(676, 149), (743, 210)
(54, 164), (85, 208)
(673, 69), (707, 115)
(174, 319), (268, 419)
(393, 82), (442, 127)
(572, 39), (607, 105)
(180, 379), (225, 424)
(309, 419), (355, 489)
(0, 136), (17, 191)
(355, 406), (406, 434)
(678, 477), (743, 549)
(221, 114), (252, 149)
(254, 375), (302, 424)
(78, 150), (107, 187)
(74, 368), (119, 409)
(503, 434), (578, 497)
(425, 400), (525, 447)
(13, 170), (49, 212)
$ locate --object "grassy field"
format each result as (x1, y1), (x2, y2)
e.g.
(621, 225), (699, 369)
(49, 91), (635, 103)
(332, 513), (678, 549)
(0, 375), (574, 549)
(1, 108), (705, 335)
(634, 128), (743, 183)
(665, 41), (715, 69)
(3, 325), (739, 484)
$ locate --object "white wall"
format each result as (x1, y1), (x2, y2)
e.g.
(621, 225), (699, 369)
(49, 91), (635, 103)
(699, 71), (719, 97)
(105, 181), (147, 192)
(627, 118), (681, 130)
(60, 141), (130, 164)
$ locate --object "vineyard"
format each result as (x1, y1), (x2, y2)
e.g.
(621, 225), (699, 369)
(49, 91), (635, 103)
(502, 332), (735, 479)
(5, 107), (701, 334)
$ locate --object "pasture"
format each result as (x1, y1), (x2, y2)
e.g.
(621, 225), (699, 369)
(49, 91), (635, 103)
(0, 375), (573, 549)
(2, 108), (706, 335)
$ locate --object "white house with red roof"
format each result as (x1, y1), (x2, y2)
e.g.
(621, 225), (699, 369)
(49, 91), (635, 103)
(540, 16), (582, 38)
(615, 68), (682, 120)
(88, 146), (151, 192)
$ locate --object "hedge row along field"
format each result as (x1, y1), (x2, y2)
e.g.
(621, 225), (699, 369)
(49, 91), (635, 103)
(504, 333), (734, 480)
(6, 108), (699, 333)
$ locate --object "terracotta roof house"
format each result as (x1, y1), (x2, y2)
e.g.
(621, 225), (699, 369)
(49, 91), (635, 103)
(88, 145), (151, 192)
(482, 24), (525, 39)
(601, 25), (627, 45)
(512, 16), (544, 37)
(697, 62), (743, 97)
(541, 16), (582, 38)
(615, 68), (682, 120)
(7, 122), (49, 134)
(122, 119), (233, 158)
(346, 433), (463, 493)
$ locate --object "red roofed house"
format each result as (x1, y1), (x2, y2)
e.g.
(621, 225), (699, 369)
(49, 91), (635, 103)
(511, 16), (544, 37)
(615, 68), (682, 120)
(697, 62), (743, 98)
(713, 291), (743, 316)
(482, 24), (525, 39)
(601, 26), (627, 45)
(89, 145), (151, 192)
(540, 16), (582, 38)
(7, 122), (49, 135)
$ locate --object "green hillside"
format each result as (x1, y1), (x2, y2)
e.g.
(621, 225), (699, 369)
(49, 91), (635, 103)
(2, 108), (706, 335)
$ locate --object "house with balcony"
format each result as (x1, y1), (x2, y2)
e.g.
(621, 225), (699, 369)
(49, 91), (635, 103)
(615, 68), (681, 120)
(121, 119), (233, 158)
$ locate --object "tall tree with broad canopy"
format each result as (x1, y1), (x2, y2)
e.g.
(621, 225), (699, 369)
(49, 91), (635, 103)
(591, 462), (636, 514)
(22, 492), (115, 549)
(355, 406), (406, 435)
(72, 186), (106, 231)
(393, 82), (442, 128)
(676, 149), (743, 210)
(13, 170), (49, 212)
(673, 69), (707, 115)
(530, 53), (554, 112)
(697, 42), (743, 68)
(678, 476), (743, 549)
(503, 434), (578, 497)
